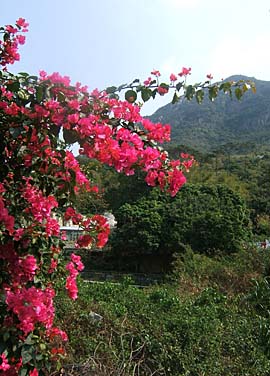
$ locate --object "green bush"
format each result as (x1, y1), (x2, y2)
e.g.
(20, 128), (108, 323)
(55, 276), (270, 375)
(112, 184), (252, 261)
(172, 245), (268, 294)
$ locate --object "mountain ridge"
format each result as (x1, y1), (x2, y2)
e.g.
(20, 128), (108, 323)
(149, 75), (270, 154)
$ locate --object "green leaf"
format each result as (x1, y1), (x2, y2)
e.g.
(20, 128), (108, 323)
(208, 85), (219, 101)
(39, 343), (46, 351)
(36, 86), (44, 102)
(63, 128), (79, 144)
(27, 76), (38, 83)
(3, 332), (10, 342)
(10, 127), (23, 138)
(195, 89), (204, 104)
(50, 124), (61, 137)
(57, 91), (66, 102)
(125, 90), (137, 103)
(108, 93), (119, 99)
(18, 72), (29, 78)
(106, 86), (117, 94)
(176, 82), (183, 92)
(7, 81), (20, 93)
(24, 334), (35, 345)
(242, 83), (250, 93)
(21, 345), (33, 363)
(18, 89), (30, 100)
(151, 88), (157, 99)
(117, 84), (127, 92)
(35, 354), (44, 361)
(219, 82), (232, 96)
(19, 367), (28, 376)
(141, 88), (152, 102)
(172, 92), (179, 104)
(185, 85), (195, 100)
(3, 33), (10, 42)
(234, 87), (243, 100)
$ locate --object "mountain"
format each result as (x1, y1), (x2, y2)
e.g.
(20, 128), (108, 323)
(149, 75), (270, 154)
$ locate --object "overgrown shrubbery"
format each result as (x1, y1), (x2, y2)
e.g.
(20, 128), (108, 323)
(54, 246), (270, 375)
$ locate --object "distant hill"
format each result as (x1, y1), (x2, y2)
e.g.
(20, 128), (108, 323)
(149, 75), (270, 154)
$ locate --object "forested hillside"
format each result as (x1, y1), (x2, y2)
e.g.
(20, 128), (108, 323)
(149, 75), (270, 153)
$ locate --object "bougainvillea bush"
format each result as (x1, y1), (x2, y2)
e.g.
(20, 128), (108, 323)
(0, 19), (255, 375)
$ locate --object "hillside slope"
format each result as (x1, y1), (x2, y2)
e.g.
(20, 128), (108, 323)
(149, 75), (270, 153)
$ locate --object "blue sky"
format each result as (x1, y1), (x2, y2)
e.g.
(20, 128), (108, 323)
(2, 0), (270, 115)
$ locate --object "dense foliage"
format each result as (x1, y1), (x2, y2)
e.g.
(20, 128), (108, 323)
(111, 184), (251, 259)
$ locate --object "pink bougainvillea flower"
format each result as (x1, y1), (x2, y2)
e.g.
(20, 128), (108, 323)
(157, 86), (169, 95)
(178, 67), (191, 77)
(0, 353), (10, 371)
(170, 73), (177, 82)
(151, 69), (161, 77)
(143, 77), (152, 86)
(29, 368), (39, 376)
(16, 18), (29, 29)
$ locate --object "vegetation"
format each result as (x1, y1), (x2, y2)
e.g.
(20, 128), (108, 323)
(111, 184), (251, 258)
(55, 246), (270, 376)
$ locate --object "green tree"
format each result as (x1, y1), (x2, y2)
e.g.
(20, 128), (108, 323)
(112, 184), (251, 259)
(163, 184), (251, 255)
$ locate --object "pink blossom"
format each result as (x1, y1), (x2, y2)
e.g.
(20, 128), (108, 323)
(143, 77), (152, 86)
(48, 259), (58, 273)
(46, 327), (68, 341)
(71, 253), (84, 271)
(5, 25), (18, 34)
(206, 73), (213, 80)
(0, 197), (15, 235)
(16, 18), (29, 29)
(66, 275), (78, 300)
(13, 228), (24, 241)
(157, 86), (169, 95)
(19, 255), (38, 276)
(16, 35), (26, 45)
(76, 234), (92, 248)
(170, 73), (177, 82)
(151, 69), (161, 77)
(178, 67), (191, 77)
(0, 353), (10, 371)
(6, 286), (55, 335)
(145, 170), (159, 187)
(45, 217), (60, 236)
(168, 168), (186, 196)
(29, 368), (39, 376)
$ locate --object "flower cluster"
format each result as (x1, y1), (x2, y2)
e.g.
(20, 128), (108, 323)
(6, 286), (55, 335)
(65, 253), (84, 300)
(0, 18), (28, 67)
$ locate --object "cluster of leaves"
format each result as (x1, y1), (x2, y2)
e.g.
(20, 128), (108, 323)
(106, 69), (255, 106)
